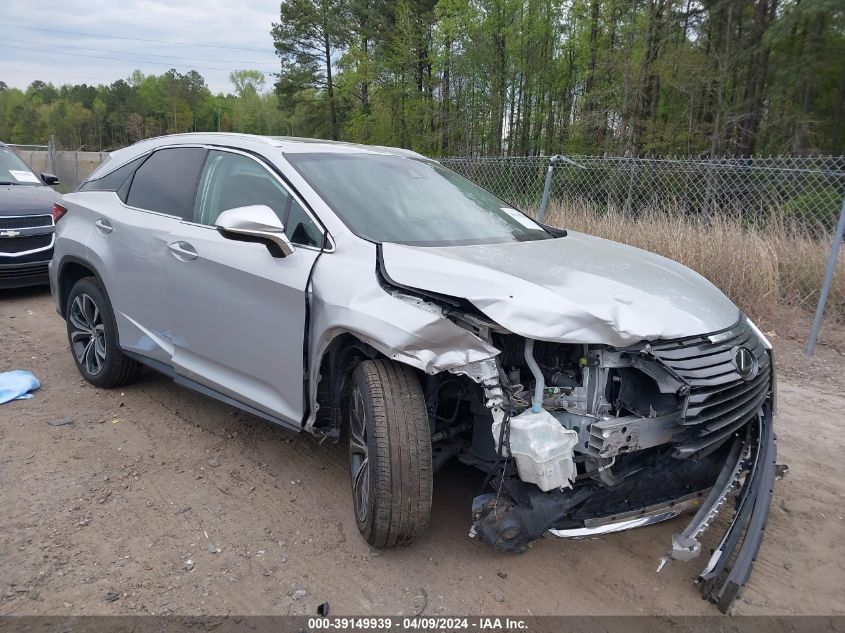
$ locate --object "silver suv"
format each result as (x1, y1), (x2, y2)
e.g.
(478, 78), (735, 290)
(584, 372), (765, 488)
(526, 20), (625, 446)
(50, 134), (777, 611)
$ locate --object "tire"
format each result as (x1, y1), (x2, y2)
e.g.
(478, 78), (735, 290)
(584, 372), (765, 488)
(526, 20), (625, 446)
(348, 359), (433, 548)
(65, 276), (141, 389)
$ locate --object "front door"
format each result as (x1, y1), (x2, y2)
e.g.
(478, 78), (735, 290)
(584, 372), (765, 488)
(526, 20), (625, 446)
(165, 149), (325, 426)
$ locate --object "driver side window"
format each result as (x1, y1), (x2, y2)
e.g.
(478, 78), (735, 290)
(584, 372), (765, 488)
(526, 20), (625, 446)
(193, 151), (290, 226)
(193, 150), (324, 248)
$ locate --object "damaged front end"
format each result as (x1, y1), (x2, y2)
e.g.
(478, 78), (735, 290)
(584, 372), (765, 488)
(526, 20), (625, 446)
(318, 242), (779, 612)
(456, 317), (778, 612)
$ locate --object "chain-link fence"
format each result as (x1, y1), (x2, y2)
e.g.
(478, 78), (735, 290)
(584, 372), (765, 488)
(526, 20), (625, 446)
(439, 155), (845, 233)
(441, 155), (845, 335)
(7, 143), (844, 338)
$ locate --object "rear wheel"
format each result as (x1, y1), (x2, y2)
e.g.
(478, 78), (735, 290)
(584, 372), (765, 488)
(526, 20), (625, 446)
(66, 277), (141, 388)
(348, 359), (432, 548)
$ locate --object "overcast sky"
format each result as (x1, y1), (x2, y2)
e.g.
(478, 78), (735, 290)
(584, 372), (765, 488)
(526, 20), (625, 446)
(1, 0), (281, 94)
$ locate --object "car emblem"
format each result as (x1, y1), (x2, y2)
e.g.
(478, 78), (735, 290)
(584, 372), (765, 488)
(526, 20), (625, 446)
(0, 229), (22, 238)
(733, 347), (756, 379)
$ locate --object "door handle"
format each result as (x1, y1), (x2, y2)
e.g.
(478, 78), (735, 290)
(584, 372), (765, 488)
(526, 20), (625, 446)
(167, 241), (198, 261)
(94, 218), (113, 234)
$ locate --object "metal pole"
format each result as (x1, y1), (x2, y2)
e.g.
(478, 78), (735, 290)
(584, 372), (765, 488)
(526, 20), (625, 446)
(48, 134), (57, 176)
(806, 195), (845, 355)
(538, 155), (560, 223)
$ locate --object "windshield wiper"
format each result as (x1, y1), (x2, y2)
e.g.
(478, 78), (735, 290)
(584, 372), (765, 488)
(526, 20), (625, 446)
(0, 181), (25, 186)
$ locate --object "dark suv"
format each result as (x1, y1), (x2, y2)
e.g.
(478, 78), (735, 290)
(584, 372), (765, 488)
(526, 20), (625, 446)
(0, 143), (63, 288)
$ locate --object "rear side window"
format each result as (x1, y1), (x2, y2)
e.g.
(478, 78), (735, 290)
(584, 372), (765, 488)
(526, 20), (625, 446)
(126, 148), (207, 219)
(78, 155), (147, 199)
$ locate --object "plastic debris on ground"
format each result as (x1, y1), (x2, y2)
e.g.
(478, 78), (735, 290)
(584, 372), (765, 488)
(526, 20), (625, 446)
(0, 370), (41, 404)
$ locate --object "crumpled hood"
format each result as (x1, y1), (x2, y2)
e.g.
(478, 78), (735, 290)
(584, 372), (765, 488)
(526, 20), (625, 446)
(381, 232), (740, 347)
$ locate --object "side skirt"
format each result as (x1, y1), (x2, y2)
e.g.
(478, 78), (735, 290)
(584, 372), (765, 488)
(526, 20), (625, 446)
(123, 350), (302, 434)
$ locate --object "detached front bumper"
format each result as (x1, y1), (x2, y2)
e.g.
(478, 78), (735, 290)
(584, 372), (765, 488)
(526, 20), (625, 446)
(685, 402), (777, 612)
(472, 403), (778, 613)
(559, 404), (777, 613)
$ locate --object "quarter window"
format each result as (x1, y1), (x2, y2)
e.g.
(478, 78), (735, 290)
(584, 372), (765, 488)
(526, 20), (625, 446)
(125, 148), (207, 219)
(286, 198), (324, 248)
(78, 155), (147, 201)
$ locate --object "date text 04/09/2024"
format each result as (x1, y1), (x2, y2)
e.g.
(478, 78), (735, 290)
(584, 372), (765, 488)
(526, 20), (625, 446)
(307, 617), (528, 630)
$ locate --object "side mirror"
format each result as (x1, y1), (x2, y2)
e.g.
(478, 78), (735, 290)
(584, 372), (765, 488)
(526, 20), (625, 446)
(41, 173), (60, 185)
(215, 205), (295, 258)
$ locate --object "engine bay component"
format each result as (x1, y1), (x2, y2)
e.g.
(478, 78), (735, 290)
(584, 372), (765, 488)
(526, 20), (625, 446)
(587, 411), (682, 458)
(470, 487), (593, 552)
(523, 338), (545, 413)
(493, 407), (579, 492)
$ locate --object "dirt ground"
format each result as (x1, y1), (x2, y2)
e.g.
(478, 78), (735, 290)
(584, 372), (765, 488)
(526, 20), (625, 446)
(2, 286), (844, 617)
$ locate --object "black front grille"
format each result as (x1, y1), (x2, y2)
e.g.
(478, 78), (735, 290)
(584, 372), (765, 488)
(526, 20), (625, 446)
(0, 215), (53, 229)
(650, 320), (772, 459)
(0, 233), (52, 254)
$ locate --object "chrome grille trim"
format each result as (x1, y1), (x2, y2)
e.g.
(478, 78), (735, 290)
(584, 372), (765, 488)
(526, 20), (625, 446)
(648, 319), (773, 459)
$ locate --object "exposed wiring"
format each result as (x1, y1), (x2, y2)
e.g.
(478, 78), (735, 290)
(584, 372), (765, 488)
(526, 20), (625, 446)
(427, 378), (464, 425)
(478, 366), (516, 495)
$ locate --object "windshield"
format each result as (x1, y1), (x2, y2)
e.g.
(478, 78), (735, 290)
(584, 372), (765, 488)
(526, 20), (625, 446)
(0, 147), (42, 186)
(286, 152), (551, 246)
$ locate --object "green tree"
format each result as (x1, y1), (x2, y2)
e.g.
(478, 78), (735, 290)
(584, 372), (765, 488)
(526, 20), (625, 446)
(1, 0), (844, 156)
(272, 0), (352, 139)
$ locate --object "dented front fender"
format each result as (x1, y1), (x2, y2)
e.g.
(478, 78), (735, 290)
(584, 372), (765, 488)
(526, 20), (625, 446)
(304, 239), (501, 430)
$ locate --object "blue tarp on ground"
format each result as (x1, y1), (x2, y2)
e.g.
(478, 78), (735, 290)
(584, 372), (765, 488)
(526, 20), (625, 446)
(0, 370), (40, 404)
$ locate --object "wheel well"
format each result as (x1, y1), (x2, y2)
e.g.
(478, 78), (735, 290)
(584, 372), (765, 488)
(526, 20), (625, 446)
(58, 260), (98, 317)
(314, 334), (380, 439)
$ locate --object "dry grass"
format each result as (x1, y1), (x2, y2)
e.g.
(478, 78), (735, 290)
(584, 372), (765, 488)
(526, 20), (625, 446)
(537, 200), (845, 334)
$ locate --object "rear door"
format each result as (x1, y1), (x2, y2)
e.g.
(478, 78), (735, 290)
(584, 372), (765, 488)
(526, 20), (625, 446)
(165, 148), (325, 426)
(89, 147), (207, 365)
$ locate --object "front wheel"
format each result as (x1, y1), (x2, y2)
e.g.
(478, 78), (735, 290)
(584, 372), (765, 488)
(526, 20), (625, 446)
(348, 359), (433, 548)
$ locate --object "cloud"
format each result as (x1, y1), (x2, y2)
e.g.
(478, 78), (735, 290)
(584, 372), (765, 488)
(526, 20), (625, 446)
(0, 0), (281, 93)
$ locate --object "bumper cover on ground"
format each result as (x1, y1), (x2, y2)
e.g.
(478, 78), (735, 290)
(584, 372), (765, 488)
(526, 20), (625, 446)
(471, 403), (777, 613)
(693, 403), (777, 612)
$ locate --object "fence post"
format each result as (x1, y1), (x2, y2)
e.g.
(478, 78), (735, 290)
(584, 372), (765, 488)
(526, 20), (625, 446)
(48, 135), (57, 176)
(538, 155), (559, 223)
(805, 195), (845, 355)
(624, 158), (636, 217)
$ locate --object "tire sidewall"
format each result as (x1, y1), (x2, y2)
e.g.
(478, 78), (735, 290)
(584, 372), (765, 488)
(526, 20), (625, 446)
(349, 365), (378, 537)
(65, 278), (124, 388)
(347, 359), (433, 548)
